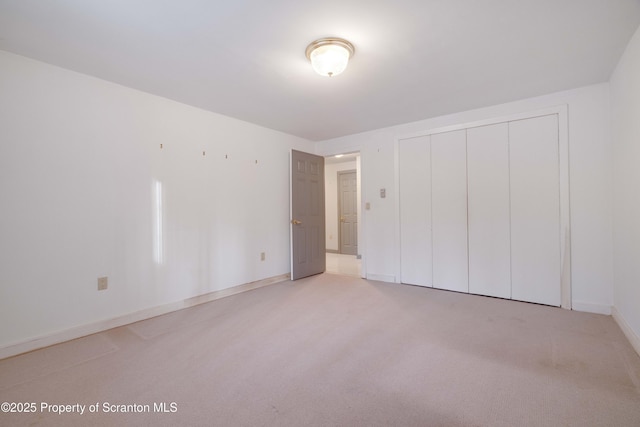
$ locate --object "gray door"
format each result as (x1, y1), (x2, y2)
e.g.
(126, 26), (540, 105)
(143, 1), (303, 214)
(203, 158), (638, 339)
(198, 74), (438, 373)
(290, 150), (325, 280)
(338, 170), (358, 255)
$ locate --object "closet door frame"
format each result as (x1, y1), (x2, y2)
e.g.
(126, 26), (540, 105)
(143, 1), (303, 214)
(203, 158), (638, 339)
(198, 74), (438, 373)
(394, 105), (570, 309)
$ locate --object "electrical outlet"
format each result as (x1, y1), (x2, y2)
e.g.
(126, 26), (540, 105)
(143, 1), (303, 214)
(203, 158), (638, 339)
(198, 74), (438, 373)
(260, 252), (266, 261)
(97, 276), (108, 291)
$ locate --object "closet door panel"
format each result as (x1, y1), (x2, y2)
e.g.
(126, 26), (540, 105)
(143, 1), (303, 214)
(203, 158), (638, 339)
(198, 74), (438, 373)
(399, 136), (432, 286)
(431, 130), (468, 293)
(509, 115), (561, 306)
(467, 124), (511, 299)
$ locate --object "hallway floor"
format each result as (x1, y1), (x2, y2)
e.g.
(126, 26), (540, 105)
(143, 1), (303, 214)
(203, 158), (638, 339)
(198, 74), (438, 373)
(325, 253), (361, 277)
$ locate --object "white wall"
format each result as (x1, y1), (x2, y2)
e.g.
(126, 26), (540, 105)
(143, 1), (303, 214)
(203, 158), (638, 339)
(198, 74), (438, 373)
(610, 25), (640, 350)
(0, 51), (313, 349)
(325, 159), (357, 252)
(316, 83), (614, 313)
(2, 43), (633, 353)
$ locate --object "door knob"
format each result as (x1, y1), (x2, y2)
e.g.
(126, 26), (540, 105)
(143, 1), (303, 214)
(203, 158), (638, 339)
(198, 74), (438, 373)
(291, 219), (302, 225)
(340, 216), (345, 222)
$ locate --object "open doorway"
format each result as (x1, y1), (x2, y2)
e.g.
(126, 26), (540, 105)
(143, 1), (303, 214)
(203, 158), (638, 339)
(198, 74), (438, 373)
(324, 152), (362, 277)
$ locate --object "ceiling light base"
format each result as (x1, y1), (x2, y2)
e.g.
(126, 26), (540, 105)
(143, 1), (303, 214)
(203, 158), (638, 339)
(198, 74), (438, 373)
(305, 37), (355, 77)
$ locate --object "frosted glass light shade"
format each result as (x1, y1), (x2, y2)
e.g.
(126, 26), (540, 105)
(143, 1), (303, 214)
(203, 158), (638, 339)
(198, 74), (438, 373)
(305, 38), (355, 77)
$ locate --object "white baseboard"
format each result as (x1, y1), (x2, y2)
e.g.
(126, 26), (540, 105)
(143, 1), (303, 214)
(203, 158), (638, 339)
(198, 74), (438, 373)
(366, 273), (396, 283)
(572, 300), (612, 315)
(612, 306), (640, 358)
(0, 273), (290, 360)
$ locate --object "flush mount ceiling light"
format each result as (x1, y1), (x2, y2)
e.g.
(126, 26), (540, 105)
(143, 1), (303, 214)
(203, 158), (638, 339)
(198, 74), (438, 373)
(305, 37), (355, 77)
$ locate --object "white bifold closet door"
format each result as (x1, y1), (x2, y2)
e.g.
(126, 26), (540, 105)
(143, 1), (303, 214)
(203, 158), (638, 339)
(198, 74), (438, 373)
(467, 123), (511, 299)
(509, 115), (561, 306)
(399, 136), (432, 286)
(431, 130), (468, 293)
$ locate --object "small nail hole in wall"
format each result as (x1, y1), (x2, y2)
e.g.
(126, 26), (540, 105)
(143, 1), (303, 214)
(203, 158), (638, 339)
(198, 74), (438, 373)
(160, 143), (163, 149)
(203, 151), (206, 156)
(255, 160), (258, 164)
(225, 154), (228, 159)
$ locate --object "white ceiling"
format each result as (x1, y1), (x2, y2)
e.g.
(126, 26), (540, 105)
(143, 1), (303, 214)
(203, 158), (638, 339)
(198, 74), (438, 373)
(1, 1), (639, 141)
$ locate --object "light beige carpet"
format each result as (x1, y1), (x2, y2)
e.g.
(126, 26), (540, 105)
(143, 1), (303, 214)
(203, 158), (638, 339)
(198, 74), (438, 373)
(1, 273), (639, 426)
